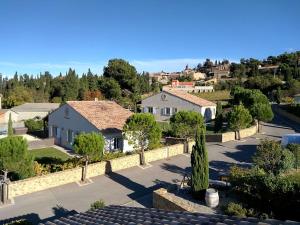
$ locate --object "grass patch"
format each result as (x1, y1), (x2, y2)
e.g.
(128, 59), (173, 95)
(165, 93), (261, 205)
(194, 90), (231, 102)
(30, 147), (71, 161)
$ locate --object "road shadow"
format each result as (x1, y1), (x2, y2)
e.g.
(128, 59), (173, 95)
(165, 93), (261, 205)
(209, 160), (251, 180)
(0, 205), (77, 225)
(105, 161), (164, 208)
(223, 144), (256, 163)
(0, 213), (40, 225)
(160, 163), (191, 176)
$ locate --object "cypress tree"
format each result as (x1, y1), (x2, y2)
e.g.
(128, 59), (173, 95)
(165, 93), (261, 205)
(191, 126), (209, 198)
(214, 101), (223, 133)
(8, 113), (13, 136)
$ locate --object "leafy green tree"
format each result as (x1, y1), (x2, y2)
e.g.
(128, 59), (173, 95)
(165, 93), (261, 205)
(8, 113), (13, 136)
(214, 102), (223, 133)
(170, 111), (204, 139)
(73, 132), (105, 182)
(250, 103), (273, 132)
(227, 105), (252, 139)
(4, 86), (33, 108)
(191, 127), (209, 198)
(63, 68), (79, 101)
(0, 136), (34, 180)
(103, 59), (138, 92)
(253, 139), (295, 175)
(100, 77), (122, 100)
(123, 113), (161, 165)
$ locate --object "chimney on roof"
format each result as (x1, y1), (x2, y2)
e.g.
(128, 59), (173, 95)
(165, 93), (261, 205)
(94, 98), (98, 101)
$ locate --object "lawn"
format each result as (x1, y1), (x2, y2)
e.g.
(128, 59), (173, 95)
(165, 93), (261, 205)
(30, 147), (72, 161)
(194, 90), (231, 102)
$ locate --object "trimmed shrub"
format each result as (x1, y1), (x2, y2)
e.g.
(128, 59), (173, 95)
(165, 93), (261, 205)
(90, 199), (105, 210)
(24, 119), (44, 132)
(224, 202), (247, 218)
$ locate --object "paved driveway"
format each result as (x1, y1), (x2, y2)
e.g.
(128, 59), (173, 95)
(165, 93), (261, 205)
(0, 110), (297, 224)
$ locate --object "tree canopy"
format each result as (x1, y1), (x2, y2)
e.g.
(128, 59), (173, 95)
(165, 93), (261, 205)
(73, 132), (105, 162)
(0, 136), (34, 180)
(123, 113), (161, 165)
(227, 105), (252, 132)
(170, 111), (204, 139)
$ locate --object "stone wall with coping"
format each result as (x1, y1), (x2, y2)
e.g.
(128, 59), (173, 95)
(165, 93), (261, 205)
(107, 154), (140, 172)
(239, 124), (257, 139)
(9, 166), (83, 198)
(9, 144), (186, 199)
(153, 188), (196, 212)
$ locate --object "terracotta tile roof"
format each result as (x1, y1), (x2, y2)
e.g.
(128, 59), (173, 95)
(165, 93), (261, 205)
(163, 89), (216, 107)
(40, 205), (293, 225)
(67, 100), (133, 131)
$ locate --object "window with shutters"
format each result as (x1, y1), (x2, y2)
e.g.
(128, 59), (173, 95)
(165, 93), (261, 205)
(165, 107), (171, 116)
(148, 107), (153, 114)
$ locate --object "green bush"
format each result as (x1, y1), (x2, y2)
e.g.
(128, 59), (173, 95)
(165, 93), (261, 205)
(102, 151), (125, 161)
(253, 139), (295, 175)
(286, 144), (300, 169)
(90, 199), (105, 210)
(0, 136), (34, 180)
(224, 202), (247, 218)
(24, 119), (44, 132)
(229, 166), (300, 221)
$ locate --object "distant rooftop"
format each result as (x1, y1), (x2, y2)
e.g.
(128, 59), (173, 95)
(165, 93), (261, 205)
(11, 103), (60, 112)
(163, 89), (216, 107)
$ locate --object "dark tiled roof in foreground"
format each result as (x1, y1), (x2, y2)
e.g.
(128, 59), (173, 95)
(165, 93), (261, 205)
(40, 205), (300, 225)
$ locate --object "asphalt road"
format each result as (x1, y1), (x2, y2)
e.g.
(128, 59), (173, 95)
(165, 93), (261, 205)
(0, 109), (297, 224)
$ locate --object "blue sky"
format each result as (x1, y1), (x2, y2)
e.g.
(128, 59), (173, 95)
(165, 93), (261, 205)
(0, 0), (299, 76)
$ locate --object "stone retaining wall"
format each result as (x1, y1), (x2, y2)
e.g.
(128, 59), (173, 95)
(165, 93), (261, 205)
(9, 144), (187, 199)
(152, 188), (211, 213)
(239, 124), (257, 139)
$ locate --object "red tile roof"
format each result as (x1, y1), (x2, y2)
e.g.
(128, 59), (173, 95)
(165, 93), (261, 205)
(163, 89), (216, 107)
(67, 100), (133, 131)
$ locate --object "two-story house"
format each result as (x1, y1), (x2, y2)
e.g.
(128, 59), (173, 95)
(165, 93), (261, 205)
(141, 89), (216, 121)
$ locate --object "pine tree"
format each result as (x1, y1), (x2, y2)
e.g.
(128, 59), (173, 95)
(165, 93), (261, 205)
(191, 127), (209, 198)
(8, 113), (13, 136)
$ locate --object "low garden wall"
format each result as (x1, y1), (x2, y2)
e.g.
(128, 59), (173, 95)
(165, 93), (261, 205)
(9, 143), (187, 199)
(153, 188), (196, 212)
(239, 124), (257, 139)
(206, 124), (257, 143)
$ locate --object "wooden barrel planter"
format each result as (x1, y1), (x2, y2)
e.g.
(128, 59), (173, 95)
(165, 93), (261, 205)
(205, 188), (219, 208)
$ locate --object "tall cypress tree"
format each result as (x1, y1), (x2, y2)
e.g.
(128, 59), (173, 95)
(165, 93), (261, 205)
(8, 113), (13, 136)
(214, 101), (223, 133)
(191, 126), (209, 198)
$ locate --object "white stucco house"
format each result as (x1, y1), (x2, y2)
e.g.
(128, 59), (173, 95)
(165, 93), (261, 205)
(48, 100), (134, 152)
(141, 88), (216, 122)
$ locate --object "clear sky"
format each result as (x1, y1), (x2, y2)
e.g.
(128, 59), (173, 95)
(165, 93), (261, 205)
(0, 0), (299, 76)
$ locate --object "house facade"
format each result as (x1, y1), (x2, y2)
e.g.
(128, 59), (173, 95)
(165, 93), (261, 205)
(141, 89), (216, 121)
(48, 100), (133, 152)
